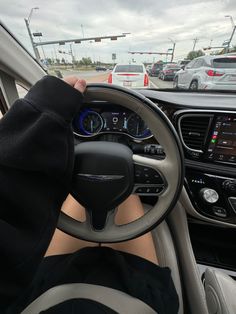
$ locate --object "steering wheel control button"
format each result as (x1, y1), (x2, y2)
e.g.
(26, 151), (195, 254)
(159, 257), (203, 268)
(134, 164), (164, 185)
(200, 188), (219, 204)
(212, 206), (227, 218)
(134, 186), (163, 195)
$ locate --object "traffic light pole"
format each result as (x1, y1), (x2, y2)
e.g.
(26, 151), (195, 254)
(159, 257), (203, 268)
(170, 42), (176, 62)
(227, 25), (236, 53)
(24, 18), (41, 61)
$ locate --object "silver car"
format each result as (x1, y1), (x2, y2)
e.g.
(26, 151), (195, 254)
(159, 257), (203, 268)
(174, 55), (236, 90)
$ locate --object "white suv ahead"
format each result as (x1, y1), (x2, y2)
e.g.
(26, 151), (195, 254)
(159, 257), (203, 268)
(174, 55), (236, 90)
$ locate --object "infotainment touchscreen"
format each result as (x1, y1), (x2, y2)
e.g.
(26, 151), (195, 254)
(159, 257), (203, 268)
(207, 115), (236, 164)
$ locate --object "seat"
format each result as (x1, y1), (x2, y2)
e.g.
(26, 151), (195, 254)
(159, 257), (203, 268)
(21, 283), (157, 314)
(205, 267), (236, 314)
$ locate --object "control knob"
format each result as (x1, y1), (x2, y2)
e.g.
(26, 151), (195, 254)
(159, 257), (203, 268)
(222, 180), (236, 194)
(200, 188), (219, 204)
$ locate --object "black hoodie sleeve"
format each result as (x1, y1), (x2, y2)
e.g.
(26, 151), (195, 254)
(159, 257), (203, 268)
(0, 75), (84, 309)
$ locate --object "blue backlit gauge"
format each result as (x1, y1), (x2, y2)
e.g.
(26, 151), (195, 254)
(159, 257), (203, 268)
(79, 110), (103, 135)
(127, 113), (151, 138)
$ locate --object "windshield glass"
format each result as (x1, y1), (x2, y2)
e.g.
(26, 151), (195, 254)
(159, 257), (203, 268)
(213, 57), (236, 68)
(1, 0), (236, 91)
(115, 65), (143, 73)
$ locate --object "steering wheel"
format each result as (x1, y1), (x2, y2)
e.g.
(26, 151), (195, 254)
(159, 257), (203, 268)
(57, 84), (184, 243)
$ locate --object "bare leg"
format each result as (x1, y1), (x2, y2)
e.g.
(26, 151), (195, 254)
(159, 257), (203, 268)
(46, 194), (158, 265)
(45, 195), (98, 256)
(103, 195), (158, 265)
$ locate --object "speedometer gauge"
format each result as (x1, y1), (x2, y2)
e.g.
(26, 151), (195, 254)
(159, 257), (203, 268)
(79, 111), (103, 135)
(127, 113), (151, 138)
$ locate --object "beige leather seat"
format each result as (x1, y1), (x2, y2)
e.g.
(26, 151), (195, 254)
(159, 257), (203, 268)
(205, 268), (236, 314)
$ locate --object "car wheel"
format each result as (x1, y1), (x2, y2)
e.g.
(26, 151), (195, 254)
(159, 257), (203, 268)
(173, 77), (179, 89)
(189, 80), (198, 90)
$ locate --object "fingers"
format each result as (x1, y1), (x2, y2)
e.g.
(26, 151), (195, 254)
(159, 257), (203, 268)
(63, 76), (86, 94)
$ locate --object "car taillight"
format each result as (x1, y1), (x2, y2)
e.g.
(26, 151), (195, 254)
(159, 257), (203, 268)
(108, 73), (112, 83)
(144, 74), (149, 86)
(206, 70), (224, 77)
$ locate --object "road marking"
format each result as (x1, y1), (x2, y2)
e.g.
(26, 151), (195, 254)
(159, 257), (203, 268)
(150, 80), (159, 89)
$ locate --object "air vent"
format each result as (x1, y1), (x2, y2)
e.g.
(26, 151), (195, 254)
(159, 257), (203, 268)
(179, 115), (211, 151)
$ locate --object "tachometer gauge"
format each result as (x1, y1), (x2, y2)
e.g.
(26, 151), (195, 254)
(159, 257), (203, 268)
(79, 111), (103, 135)
(127, 113), (151, 138)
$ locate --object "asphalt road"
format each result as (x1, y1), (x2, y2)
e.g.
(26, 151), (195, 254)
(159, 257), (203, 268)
(149, 76), (174, 89)
(54, 69), (174, 89)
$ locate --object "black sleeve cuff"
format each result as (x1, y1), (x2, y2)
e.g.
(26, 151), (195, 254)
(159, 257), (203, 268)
(24, 75), (84, 122)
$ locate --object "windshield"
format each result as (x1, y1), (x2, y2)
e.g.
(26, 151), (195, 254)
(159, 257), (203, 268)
(1, 0), (236, 91)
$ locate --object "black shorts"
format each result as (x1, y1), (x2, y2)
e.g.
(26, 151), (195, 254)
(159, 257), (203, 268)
(9, 247), (179, 314)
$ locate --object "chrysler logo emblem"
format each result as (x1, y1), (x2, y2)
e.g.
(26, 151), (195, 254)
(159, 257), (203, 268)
(77, 173), (124, 182)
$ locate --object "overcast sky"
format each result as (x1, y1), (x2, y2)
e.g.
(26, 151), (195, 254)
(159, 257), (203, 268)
(1, 0), (236, 63)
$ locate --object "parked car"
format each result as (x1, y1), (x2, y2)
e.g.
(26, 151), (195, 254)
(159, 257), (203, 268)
(96, 66), (107, 71)
(108, 63), (149, 88)
(146, 65), (152, 74)
(174, 55), (236, 90)
(177, 59), (191, 69)
(149, 62), (164, 77)
(158, 64), (181, 81)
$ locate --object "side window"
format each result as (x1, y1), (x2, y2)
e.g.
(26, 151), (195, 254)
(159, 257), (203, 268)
(186, 60), (196, 69)
(16, 83), (28, 98)
(193, 59), (203, 68)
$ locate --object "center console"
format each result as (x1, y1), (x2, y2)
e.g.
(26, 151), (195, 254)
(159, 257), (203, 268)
(175, 110), (236, 225)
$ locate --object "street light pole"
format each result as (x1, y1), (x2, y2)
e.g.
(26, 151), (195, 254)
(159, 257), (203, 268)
(225, 15), (236, 53)
(192, 38), (199, 51)
(70, 44), (76, 68)
(168, 38), (176, 62)
(24, 18), (40, 61)
(25, 7), (40, 61)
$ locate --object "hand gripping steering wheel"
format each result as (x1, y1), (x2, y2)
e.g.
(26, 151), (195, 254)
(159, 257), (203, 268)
(57, 84), (184, 243)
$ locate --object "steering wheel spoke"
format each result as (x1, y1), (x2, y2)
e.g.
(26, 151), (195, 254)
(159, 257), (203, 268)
(84, 207), (118, 231)
(132, 154), (172, 189)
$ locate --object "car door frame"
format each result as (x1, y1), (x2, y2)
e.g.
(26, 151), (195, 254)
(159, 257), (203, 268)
(0, 22), (45, 109)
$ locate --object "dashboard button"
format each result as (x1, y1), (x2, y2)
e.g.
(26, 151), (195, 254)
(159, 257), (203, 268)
(212, 206), (227, 218)
(200, 188), (219, 204)
(228, 197), (236, 213)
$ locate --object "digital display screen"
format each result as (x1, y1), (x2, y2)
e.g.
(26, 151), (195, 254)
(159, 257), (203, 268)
(101, 111), (127, 132)
(207, 115), (236, 163)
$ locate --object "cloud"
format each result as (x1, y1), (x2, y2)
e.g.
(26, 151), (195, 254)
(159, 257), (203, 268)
(0, 0), (236, 63)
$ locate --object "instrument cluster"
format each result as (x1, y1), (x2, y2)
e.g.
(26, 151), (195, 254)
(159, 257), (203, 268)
(73, 103), (152, 140)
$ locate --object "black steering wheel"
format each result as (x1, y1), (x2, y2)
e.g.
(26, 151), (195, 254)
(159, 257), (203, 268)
(57, 84), (184, 243)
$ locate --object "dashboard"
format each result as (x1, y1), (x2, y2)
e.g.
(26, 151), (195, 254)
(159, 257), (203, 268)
(73, 91), (236, 227)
